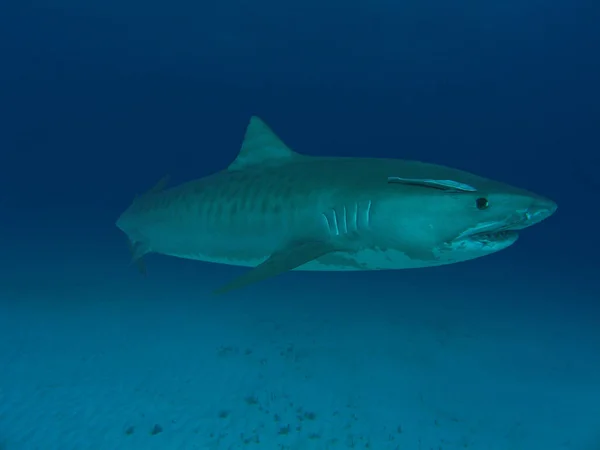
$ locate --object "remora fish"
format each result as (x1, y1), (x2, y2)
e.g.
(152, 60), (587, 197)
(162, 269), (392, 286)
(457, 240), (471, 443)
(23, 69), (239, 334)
(116, 116), (557, 293)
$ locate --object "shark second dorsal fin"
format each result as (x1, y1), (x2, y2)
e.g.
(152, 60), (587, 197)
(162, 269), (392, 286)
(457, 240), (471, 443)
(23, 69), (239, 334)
(133, 175), (170, 201)
(228, 116), (301, 170)
(147, 175), (170, 194)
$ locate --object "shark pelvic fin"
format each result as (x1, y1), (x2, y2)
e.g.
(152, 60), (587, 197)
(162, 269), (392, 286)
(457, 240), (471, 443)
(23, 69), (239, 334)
(227, 116), (301, 170)
(127, 239), (149, 276)
(214, 240), (335, 294)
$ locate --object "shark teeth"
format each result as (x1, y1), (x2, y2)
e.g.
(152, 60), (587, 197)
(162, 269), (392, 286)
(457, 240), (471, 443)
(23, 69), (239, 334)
(470, 230), (519, 242)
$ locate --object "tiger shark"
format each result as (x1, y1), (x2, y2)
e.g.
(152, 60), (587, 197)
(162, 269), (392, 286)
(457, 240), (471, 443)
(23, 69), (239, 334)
(116, 116), (557, 293)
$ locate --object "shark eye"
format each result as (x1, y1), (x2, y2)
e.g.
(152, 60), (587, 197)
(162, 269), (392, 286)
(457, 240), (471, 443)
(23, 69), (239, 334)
(476, 197), (489, 210)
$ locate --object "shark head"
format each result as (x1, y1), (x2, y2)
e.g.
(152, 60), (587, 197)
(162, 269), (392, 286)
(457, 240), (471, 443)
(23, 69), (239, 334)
(370, 174), (557, 263)
(439, 188), (557, 259)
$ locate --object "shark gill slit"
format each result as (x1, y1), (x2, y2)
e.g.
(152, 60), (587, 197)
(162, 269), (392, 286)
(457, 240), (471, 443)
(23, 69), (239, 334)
(349, 202), (358, 233)
(341, 206), (348, 234)
(332, 210), (340, 235)
(321, 211), (336, 236)
(364, 200), (372, 229)
(322, 200), (372, 237)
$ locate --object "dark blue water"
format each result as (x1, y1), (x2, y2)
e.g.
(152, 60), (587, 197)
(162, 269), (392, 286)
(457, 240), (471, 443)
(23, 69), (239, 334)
(1, 1), (599, 449)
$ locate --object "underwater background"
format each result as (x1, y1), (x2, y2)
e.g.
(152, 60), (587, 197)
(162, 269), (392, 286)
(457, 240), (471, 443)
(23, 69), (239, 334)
(1, 0), (599, 449)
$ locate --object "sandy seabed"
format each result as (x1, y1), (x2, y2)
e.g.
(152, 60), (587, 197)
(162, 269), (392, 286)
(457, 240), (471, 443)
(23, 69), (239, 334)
(0, 280), (598, 450)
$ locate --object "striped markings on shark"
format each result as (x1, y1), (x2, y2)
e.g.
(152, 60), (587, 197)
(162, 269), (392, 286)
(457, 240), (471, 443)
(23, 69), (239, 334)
(116, 116), (557, 294)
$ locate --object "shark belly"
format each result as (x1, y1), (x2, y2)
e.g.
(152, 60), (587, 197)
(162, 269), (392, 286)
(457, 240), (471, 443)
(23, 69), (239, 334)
(301, 247), (460, 271)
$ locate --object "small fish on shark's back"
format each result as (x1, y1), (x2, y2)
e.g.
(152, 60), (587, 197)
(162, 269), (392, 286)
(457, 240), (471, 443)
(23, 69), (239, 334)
(116, 116), (557, 294)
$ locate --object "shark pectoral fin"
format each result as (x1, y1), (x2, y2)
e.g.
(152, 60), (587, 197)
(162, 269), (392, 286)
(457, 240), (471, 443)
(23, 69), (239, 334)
(214, 240), (336, 295)
(387, 177), (477, 193)
(127, 239), (149, 276)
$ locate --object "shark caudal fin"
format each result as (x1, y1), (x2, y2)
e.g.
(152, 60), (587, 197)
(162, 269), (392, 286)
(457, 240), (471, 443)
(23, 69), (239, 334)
(124, 175), (170, 275)
(127, 239), (149, 276)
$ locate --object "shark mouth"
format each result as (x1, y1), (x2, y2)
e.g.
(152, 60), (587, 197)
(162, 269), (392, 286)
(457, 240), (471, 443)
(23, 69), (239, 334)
(447, 228), (520, 253)
(456, 223), (518, 242)
(467, 229), (519, 244)
(455, 210), (535, 243)
(452, 217), (526, 249)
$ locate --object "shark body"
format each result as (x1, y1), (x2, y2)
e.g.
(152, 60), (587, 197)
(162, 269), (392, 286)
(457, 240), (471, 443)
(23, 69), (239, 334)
(116, 116), (557, 293)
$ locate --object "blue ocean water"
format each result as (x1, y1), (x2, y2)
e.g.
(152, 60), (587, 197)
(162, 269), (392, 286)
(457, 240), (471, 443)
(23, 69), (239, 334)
(1, 0), (599, 448)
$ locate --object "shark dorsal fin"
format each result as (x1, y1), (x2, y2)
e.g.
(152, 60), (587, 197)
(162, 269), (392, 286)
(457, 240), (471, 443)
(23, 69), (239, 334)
(228, 116), (300, 170)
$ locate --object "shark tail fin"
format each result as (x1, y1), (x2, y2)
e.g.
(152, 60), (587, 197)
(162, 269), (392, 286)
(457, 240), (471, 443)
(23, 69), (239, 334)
(127, 239), (149, 276)
(125, 175), (167, 275)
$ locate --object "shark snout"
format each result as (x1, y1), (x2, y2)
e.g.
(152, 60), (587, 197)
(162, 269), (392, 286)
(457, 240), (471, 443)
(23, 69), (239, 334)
(511, 196), (557, 230)
(528, 197), (557, 225)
